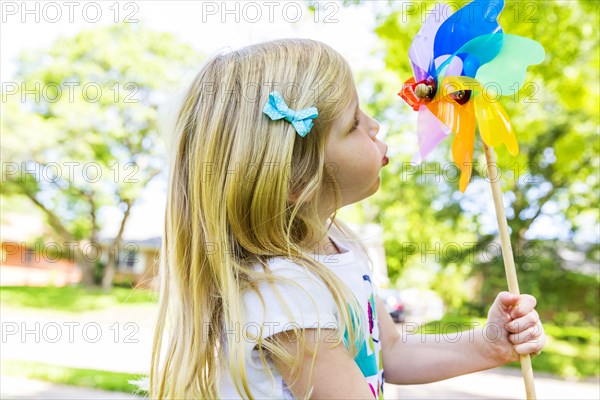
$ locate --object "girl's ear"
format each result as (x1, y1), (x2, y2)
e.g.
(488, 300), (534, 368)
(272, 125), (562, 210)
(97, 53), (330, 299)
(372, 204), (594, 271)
(287, 190), (301, 204)
(288, 188), (315, 204)
(287, 193), (298, 203)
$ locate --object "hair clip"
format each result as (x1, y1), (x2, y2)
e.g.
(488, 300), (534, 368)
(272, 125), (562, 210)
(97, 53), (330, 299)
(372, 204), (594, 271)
(262, 91), (318, 137)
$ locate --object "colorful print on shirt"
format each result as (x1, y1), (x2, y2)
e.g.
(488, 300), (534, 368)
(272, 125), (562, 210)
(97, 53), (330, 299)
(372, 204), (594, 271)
(343, 275), (385, 399)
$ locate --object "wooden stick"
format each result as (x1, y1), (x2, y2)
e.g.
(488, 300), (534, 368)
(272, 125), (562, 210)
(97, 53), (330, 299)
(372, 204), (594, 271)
(483, 144), (537, 400)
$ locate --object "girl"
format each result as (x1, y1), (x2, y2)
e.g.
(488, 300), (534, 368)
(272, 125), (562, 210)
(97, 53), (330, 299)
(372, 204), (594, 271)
(148, 39), (545, 399)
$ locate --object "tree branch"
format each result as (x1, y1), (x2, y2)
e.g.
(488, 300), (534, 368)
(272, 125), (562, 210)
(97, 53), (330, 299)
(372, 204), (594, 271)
(21, 190), (74, 243)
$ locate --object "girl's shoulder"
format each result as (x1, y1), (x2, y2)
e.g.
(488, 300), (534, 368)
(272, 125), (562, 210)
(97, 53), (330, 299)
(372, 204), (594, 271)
(246, 218), (372, 285)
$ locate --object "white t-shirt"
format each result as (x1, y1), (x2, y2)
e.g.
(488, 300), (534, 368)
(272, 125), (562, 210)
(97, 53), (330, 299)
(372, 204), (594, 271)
(218, 223), (385, 399)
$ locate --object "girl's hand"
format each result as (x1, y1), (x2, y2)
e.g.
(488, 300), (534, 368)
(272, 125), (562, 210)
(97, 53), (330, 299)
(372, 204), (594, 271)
(482, 291), (546, 365)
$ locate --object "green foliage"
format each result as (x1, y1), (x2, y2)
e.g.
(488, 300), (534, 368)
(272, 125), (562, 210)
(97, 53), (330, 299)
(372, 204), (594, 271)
(474, 240), (600, 324)
(416, 316), (599, 378)
(2, 359), (146, 395)
(0, 285), (157, 312)
(544, 324), (600, 345)
(1, 24), (201, 284)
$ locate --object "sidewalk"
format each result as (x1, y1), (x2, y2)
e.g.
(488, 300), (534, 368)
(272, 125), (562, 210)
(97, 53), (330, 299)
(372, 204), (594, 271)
(2, 371), (598, 400)
(1, 304), (157, 374)
(385, 368), (600, 400)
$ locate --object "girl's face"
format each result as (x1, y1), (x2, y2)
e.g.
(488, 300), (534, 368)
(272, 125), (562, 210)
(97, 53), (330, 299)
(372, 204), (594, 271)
(325, 93), (388, 207)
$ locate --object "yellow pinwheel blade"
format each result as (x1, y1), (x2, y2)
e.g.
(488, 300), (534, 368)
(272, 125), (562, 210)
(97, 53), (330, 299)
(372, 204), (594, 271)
(426, 81), (477, 139)
(425, 77), (477, 191)
(449, 101), (476, 192)
(436, 76), (481, 99)
(474, 95), (518, 155)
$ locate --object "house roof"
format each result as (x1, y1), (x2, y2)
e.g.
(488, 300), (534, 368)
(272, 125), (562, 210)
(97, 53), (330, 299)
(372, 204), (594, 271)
(97, 236), (162, 251)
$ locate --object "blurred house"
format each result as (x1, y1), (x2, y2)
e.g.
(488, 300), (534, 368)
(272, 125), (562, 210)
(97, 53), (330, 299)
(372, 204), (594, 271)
(1, 213), (391, 291)
(110, 223), (390, 291)
(108, 237), (161, 290)
(0, 213), (160, 288)
(0, 213), (81, 286)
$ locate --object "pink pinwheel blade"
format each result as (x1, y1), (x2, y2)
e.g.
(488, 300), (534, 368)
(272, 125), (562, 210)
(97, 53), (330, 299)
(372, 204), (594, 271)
(414, 105), (451, 162)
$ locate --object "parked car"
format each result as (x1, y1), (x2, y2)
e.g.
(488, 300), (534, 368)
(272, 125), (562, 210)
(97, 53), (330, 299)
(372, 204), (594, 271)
(378, 288), (405, 323)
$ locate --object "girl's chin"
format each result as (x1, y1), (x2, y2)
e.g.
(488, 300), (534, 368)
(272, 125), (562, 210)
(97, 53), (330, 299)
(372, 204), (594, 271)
(368, 176), (381, 196)
(347, 177), (382, 204)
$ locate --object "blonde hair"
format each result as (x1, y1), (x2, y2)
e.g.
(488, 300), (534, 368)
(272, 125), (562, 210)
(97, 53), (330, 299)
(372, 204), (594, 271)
(148, 39), (372, 399)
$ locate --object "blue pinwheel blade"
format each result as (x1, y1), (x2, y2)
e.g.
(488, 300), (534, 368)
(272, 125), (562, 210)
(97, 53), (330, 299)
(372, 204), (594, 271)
(433, 0), (505, 77)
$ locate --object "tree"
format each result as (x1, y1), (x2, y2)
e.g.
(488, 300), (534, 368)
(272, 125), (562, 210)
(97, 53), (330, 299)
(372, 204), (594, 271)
(1, 24), (201, 288)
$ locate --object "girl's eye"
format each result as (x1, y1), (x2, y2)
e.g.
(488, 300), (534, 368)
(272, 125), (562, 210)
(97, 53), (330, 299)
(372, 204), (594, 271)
(349, 118), (360, 133)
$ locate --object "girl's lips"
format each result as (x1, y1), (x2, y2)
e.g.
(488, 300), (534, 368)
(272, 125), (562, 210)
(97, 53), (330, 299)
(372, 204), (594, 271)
(382, 156), (389, 166)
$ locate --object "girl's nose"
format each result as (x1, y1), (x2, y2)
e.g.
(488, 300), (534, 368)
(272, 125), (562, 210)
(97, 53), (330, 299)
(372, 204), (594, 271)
(368, 116), (381, 138)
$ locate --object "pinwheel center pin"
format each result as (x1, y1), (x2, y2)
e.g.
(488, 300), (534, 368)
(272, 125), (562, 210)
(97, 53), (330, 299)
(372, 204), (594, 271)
(414, 83), (433, 99)
(449, 89), (471, 105)
(399, 76), (437, 111)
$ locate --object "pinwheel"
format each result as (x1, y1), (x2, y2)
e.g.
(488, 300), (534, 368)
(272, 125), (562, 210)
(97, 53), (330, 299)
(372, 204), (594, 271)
(399, 0), (544, 192)
(398, 1), (545, 399)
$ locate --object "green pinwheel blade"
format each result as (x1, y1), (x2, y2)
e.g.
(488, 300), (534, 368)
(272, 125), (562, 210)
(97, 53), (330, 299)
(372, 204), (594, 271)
(437, 33), (504, 80)
(475, 34), (545, 96)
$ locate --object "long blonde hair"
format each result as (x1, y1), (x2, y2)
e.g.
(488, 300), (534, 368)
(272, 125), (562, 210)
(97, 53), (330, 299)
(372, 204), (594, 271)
(149, 39), (370, 399)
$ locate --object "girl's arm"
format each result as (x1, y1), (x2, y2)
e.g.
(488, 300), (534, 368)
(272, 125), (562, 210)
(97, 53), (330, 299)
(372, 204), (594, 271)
(269, 329), (376, 399)
(377, 292), (545, 384)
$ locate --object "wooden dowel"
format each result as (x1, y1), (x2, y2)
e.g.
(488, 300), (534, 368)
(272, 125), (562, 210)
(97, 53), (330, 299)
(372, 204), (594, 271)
(483, 144), (537, 400)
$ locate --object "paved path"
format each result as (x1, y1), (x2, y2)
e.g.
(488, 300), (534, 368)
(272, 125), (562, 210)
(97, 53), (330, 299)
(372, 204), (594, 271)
(385, 368), (600, 399)
(1, 305), (156, 374)
(2, 372), (598, 399)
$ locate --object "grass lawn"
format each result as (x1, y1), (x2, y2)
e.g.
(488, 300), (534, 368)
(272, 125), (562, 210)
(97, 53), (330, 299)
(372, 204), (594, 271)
(1, 359), (147, 395)
(0, 285), (157, 312)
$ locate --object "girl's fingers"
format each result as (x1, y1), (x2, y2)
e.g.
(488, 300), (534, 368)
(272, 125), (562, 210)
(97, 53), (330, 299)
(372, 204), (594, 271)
(508, 322), (543, 344)
(509, 294), (537, 319)
(496, 291), (520, 310)
(505, 309), (540, 333)
(513, 331), (546, 355)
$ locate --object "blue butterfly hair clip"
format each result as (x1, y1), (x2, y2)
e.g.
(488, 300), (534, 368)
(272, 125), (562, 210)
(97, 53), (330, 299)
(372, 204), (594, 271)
(262, 91), (318, 137)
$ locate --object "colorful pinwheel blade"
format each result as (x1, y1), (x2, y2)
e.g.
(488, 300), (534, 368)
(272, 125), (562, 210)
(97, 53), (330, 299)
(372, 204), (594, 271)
(435, 55), (464, 79)
(434, 0), (504, 72)
(438, 34), (545, 94)
(408, 2), (454, 81)
(415, 106), (451, 161)
(474, 95), (518, 155)
(425, 96), (476, 141)
(437, 76), (481, 98)
(450, 102), (476, 192)
(475, 34), (546, 96)
(437, 33), (504, 81)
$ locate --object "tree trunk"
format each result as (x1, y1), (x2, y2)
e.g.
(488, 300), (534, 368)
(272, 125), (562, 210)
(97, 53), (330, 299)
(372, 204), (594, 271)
(75, 244), (98, 287)
(102, 246), (118, 291)
(101, 200), (133, 291)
